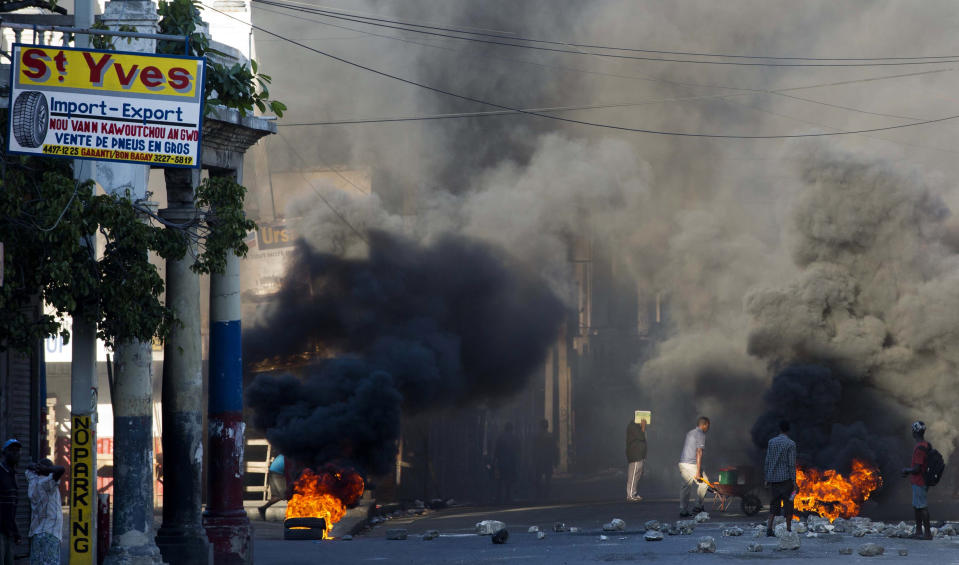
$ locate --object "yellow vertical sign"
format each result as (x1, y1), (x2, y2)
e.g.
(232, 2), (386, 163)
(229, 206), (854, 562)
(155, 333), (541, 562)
(70, 415), (95, 564)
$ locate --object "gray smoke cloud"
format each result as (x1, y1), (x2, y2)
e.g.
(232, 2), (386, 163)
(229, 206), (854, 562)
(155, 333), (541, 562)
(747, 148), (959, 459)
(248, 0), (959, 480)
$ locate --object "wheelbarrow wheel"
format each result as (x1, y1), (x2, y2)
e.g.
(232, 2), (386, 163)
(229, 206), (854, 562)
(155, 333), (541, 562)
(741, 494), (762, 516)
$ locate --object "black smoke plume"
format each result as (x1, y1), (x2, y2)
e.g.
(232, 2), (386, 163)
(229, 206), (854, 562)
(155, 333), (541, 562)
(751, 364), (903, 479)
(245, 230), (565, 474)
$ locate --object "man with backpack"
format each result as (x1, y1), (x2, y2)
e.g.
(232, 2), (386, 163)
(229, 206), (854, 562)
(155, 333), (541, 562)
(901, 421), (944, 540)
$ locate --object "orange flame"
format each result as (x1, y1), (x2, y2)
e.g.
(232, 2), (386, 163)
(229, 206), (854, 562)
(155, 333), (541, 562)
(285, 467), (365, 539)
(794, 459), (882, 521)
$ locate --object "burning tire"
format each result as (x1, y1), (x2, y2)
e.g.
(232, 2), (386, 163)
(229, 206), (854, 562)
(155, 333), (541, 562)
(741, 494), (762, 516)
(283, 517), (327, 540)
(11, 91), (48, 148)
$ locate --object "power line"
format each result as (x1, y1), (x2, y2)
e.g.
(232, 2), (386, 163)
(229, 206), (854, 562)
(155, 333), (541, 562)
(209, 5), (959, 139)
(275, 134), (370, 243)
(256, 3), (945, 127)
(253, 0), (959, 68)
(256, 1), (954, 123)
(256, 0), (959, 63)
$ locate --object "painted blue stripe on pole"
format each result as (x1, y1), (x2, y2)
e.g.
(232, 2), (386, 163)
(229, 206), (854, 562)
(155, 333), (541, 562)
(209, 320), (243, 413)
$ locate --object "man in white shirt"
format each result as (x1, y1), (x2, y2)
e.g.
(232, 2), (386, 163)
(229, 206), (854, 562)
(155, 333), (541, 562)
(25, 459), (64, 565)
(678, 417), (710, 517)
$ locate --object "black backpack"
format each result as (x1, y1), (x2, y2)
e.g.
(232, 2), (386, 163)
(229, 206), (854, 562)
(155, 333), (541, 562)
(921, 444), (946, 487)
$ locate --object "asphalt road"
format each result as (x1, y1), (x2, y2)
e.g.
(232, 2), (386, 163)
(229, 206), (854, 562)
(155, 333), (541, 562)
(252, 494), (959, 564)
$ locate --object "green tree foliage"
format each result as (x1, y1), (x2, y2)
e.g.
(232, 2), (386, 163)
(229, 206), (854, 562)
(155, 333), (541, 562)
(157, 0), (286, 117)
(0, 131), (256, 353)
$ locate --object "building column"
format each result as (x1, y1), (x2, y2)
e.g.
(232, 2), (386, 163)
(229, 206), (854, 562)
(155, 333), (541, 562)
(204, 169), (252, 564)
(98, 2), (164, 562)
(156, 169), (212, 565)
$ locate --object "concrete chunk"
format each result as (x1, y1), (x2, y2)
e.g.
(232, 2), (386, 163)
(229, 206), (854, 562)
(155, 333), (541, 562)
(603, 519), (626, 532)
(776, 531), (801, 551)
(691, 536), (716, 553)
(644, 530), (664, 541)
(694, 512), (710, 523)
(746, 542), (763, 552)
(476, 520), (506, 535)
(644, 520), (661, 531)
(723, 527), (744, 537)
(858, 543), (884, 556)
(491, 529), (509, 544)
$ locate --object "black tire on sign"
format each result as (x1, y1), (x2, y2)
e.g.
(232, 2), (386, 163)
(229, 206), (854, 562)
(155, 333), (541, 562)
(12, 91), (49, 148)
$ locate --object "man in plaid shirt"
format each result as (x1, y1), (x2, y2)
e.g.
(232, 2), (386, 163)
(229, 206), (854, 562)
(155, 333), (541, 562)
(764, 420), (796, 537)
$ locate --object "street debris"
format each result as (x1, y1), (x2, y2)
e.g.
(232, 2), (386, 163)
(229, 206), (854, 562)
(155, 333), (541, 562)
(553, 522), (568, 533)
(776, 531), (800, 551)
(858, 543), (884, 556)
(745, 542), (763, 552)
(569, 527), (580, 533)
(675, 520), (695, 535)
(528, 526), (540, 533)
(385, 529), (408, 540)
(644, 530), (664, 541)
(644, 520), (661, 531)
(898, 549), (908, 556)
(722, 526), (744, 537)
(602, 519), (626, 532)
(694, 511), (710, 523)
(422, 530), (439, 541)
(690, 536), (716, 553)
(476, 520), (506, 535)
(599, 535), (608, 541)
(491, 529), (509, 544)
(536, 531), (546, 540)
(839, 547), (852, 555)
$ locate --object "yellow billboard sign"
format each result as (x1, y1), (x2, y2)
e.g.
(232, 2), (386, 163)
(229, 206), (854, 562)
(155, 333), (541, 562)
(8, 44), (205, 168)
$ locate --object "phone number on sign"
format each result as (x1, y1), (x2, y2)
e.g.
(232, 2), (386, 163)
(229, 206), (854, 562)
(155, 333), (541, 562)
(41, 145), (194, 165)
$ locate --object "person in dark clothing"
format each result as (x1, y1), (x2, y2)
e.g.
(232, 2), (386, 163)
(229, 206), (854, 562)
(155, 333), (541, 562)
(902, 420), (933, 540)
(625, 416), (647, 502)
(764, 420), (797, 537)
(532, 419), (558, 501)
(494, 423), (520, 504)
(0, 439), (23, 565)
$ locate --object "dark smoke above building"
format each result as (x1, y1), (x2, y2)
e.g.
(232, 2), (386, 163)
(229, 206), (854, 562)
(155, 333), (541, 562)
(245, 230), (565, 474)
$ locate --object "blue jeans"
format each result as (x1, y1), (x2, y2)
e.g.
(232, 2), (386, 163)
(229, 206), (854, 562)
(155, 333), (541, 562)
(912, 484), (928, 509)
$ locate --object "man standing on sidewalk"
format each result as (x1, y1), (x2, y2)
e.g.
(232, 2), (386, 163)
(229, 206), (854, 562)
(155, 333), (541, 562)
(902, 421), (933, 540)
(625, 415), (647, 502)
(764, 420), (796, 537)
(678, 417), (710, 517)
(25, 458), (65, 565)
(0, 439), (22, 565)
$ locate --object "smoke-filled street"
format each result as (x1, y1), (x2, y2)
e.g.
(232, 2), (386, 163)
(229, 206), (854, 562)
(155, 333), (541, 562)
(241, 0), (959, 536)
(251, 495), (959, 564)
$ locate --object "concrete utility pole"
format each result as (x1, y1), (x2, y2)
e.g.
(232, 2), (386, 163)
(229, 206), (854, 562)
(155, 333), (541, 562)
(155, 168), (212, 565)
(204, 201), (252, 564)
(70, 0), (98, 562)
(99, 0), (163, 563)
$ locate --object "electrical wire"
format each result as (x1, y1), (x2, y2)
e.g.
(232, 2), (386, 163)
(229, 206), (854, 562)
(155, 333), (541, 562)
(253, 0), (959, 68)
(256, 3), (947, 128)
(276, 134), (369, 243)
(264, 0), (959, 63)
(208, 5), (959, 139)
(35, 179), (81, 232)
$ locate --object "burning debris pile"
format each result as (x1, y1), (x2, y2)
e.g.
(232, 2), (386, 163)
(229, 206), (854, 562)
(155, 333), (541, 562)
(794, 459), (882, 521)
(751, 365), (891, 520)
(285, 465), (365, 539)
(246, 230), (565, 474)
